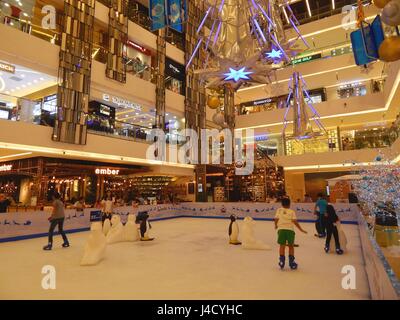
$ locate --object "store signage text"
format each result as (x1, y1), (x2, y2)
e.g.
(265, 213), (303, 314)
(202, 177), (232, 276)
(95, 168), (120, 175)
(292, 53), (322, 65)
(0, 164), (12, 172)
(253, 98), (273, 105)
(126, 40), (150, 55)
(169, 63), (180, 74)
(102, 94), (142, 111)
(0, 62), (15, 74)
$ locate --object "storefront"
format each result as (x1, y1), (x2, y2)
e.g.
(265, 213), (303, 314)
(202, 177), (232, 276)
(0, 59), (58, 125)
(126, 39), (153, 81)
(238, 88), (326, 114)
(165, 57), (185, 95)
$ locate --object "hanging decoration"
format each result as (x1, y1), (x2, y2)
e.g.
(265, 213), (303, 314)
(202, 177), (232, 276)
(351, 0), (400, 65)
(282, 72), (326, 140)
(352, 154), (400, 227)
(186, 0), (308, 91)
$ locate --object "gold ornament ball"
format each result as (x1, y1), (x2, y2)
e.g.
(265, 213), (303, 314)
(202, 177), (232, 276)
(379, 37), (400, 62)
(207, 96), (220, 109)
(373, 0), (391, 8)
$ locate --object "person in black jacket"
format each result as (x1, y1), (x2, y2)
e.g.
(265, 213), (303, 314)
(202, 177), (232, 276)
(325, 204), (344, 255)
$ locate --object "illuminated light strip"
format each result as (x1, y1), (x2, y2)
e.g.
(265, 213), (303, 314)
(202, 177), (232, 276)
(284, 161), (380, 171)
(282, 7), (290, 24)
(0, 143), (195, 169)
(238, 64), (357, 92)
(235, 68), (400, 130)
(332, 0), (335, 10)
(305, 0), (312, 17)
(287, 15), (376, 42)
(0, 152), (32, 160)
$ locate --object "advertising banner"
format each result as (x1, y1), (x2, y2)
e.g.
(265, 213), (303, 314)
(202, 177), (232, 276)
(167, 0), (185, 33)
(150, 0), (166, 31)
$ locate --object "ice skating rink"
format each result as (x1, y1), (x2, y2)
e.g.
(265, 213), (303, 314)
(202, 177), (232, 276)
(0, 218), (370, 300)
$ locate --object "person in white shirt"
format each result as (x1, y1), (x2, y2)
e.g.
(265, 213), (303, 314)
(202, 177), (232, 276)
(274, 198), (307, 270)
(101, 195), (114, 221)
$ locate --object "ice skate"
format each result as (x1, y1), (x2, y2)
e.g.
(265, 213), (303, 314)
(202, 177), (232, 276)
(278, 255), (285, 269)
(43, 244), (52, 251)
(289, 255), (298, 270)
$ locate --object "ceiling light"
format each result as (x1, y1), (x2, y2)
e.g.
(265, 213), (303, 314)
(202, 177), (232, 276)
(0, 152), (32, 160)
(16, 86), (20, 90)
(27, 82), (32, 85)
(9, 22), (14, 26)
(21, 84), (26, 88)
(20, 74), (25, 78)
(23, 12), (28, 17)
(10, 89), (15, 92)
(33, 80), (38, 83)
(4, 3), (10, 7)
(166, 113), (169, 116)
(5, 91), (10, 94)
(331, 0), (335, 10)
(39, 77), (44, 81)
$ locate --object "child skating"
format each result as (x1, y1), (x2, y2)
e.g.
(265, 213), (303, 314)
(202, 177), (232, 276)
(274, 198), (307, 270)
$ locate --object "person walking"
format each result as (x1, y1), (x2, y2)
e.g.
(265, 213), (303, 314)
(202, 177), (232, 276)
(43, 192), (69, 250)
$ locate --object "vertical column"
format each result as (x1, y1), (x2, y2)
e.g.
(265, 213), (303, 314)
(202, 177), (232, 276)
(185, 0), (207, 202)
(155, 28), (166, 130)
(53, 0), (96, 145)
(106, 0), (129, 83)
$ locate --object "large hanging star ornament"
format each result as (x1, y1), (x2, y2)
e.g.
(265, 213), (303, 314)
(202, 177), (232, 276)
(266, 48), (283, 60)
(223, 67), (253, 82)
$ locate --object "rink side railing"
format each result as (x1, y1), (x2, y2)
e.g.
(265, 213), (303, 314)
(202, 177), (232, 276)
(357, 214), (400, 300)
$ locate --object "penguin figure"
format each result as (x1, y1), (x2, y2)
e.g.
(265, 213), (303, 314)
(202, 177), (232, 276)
(81, 222), (107, 266)
(136, 211), (154, 241)
(228, 214), (241, 245)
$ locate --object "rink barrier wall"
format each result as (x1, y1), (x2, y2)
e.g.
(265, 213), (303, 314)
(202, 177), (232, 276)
(357, 215), (400, 300)
(0, 202), (360, 242)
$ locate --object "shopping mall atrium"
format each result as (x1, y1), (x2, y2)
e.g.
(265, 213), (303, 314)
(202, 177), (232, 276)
(0, 0), (399, 301)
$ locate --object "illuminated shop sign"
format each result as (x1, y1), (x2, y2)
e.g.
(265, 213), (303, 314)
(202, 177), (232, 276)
(165, 57), (185, 81)
(95, 168), (120, 175)
(102, 94), (142, 111)
(253, 98), (273, 105)
(292, 53), (322, 65)
(126, 40), (151, 55)
(0, 164), (12, 172)
(0, 62), (15, 74)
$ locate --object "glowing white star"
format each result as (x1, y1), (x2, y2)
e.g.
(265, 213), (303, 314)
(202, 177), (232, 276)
(223, 67), (253, 82)
(266, 49), (283, 60)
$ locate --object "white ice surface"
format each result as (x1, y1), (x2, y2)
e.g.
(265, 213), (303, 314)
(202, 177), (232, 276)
(0, 218), (370, 300)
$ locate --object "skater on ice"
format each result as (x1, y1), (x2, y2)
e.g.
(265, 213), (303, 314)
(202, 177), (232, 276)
(274, 198), (307, 269)
(324, 204), (345, 254)
(43, 192), (69, 251)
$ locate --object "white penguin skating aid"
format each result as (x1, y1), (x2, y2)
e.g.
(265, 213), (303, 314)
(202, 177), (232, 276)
(106, 215), (124, 244)
(103, 218), (111, 236)
(123, 214), (140, 241)
(80, 222), (107, 266)
(329, 221), (348, 253)
(241, 216), (271, 250)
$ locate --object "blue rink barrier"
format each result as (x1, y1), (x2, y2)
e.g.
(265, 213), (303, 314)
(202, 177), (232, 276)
(0, 203), (360, 243)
